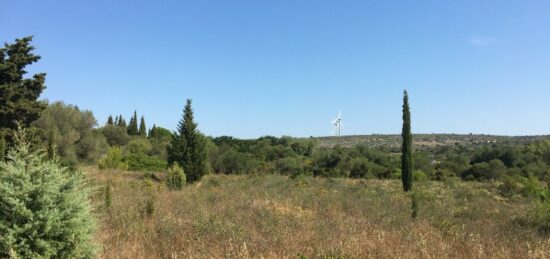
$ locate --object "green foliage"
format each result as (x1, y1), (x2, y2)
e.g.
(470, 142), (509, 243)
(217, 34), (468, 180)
(98, 146), (128, 170)
(462, 159), (506, 180)
(411, 192), (419, 220)
(107, 115), (114, 125)
(166, 164), (186, 190)
(148, 125), (172, 140)
(0, 36), (47, 145)
(349, 157), (372, 179)
(168, 99), (208, 183)
(274, 156), (303, 176)
(401, 90), (413, 192)
(126, 137), (152, 154)
(34, 101), (107, 163)
(127, 111), (139, 136)
(0, 132), (96, 258)
(123, 153), (167, 172)
(104, 179), (112, 209)
(0, 135), (5, 161)
(139, 116), (147, 137)
(102, 124), (130, 146)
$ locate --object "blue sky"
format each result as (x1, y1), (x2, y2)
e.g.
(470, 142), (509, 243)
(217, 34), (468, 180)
(1, 0), (549, 138)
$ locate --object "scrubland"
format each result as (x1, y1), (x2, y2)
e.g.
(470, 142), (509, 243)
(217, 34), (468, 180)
(88, 168), (550, 258)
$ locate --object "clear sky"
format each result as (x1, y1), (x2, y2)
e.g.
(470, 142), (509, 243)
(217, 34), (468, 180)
(1, 1), (549, 138)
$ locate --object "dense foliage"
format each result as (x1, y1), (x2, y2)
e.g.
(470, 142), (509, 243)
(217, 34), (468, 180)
(401, 90), (413, 192)
(0, 133), (96, 258)
(168, 99), (208, 182)
(0, 37), (46, 147)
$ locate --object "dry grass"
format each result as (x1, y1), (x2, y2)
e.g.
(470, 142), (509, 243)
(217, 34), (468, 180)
(85, 168), (550, 258)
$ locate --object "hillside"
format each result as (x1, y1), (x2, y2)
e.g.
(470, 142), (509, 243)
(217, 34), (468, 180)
(313, 134), (550, 149)
(90, 168), (550, 258)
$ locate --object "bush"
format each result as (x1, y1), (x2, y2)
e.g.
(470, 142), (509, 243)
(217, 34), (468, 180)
(0, 134), (96, 257)
(123, 153), (167, 172)
(126, 137), (152, 154)
(166, 164), (186, 190)
(101, 125), (130, 146)
(98, 147), (128, 170)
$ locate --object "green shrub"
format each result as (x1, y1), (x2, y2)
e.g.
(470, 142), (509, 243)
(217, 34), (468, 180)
(98, 147), (128, 170)
(166, 164), (186, 190)
(0, 134), (96, 257)
(123, 153), (167, 172)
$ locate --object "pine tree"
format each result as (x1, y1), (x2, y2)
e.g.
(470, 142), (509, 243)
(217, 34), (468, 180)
(168, 99), (208, 183)
(0, 37), (47, 146)
(127, 111), (139, 135)
(139, 116), (147, 137)
(107, 115), (114, 125)
(401, 90), (413, 192)
(0, 130), (96, 257)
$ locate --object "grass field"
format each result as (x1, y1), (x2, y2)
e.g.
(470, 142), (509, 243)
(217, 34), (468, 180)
(88, 168), (550, 258)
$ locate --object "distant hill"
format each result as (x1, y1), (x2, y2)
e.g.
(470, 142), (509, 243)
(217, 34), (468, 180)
(311, 134), (550, 149)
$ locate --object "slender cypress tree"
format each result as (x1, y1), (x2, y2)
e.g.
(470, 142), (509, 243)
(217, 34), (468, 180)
(127, 111), (139, 135)
(401, 90), (413, 192)
(148, 124), (157, 139)
(107, 115), (114, 125)
(139, 116), (147, 137)
(168, 99), (208, 183)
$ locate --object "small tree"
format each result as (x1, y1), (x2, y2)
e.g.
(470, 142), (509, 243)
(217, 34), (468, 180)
(166, 164), (186, 190)
(0, 130), (96, 257)
(401, 90), (413, 192)
(139, 116), (147, 137)
(107, 115), (114, 125)
(168, 99), (208, 183)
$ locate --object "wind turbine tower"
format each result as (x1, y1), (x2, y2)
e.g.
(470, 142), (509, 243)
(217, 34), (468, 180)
(331, 111), (343, 137)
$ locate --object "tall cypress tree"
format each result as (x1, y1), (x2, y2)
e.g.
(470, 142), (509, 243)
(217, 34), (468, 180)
(127, 111), (138, 135)
(401, 90), (413, 192)
(148, 124), (157, 139)
(107, 115), (114, 125)
(139, 116), (147, 137)
(168, 99), (208, 183)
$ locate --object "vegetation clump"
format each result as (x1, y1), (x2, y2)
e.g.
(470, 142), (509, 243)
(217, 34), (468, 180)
(166, 164), (186, 190)
(0, 132), (96, 258)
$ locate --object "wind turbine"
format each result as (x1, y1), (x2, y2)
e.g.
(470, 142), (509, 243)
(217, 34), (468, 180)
(331, 110), (343, 137)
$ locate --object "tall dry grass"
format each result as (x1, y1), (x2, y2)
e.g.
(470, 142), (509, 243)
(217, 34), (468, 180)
(86, 168), (550, 258)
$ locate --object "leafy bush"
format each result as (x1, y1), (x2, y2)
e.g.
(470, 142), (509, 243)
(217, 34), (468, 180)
(123, 153), (167, 172)
(126, 137), (152, 154)
(0, 134), (96, 257)
(98, 147), (128, 170)
(166, 164), (186, 190)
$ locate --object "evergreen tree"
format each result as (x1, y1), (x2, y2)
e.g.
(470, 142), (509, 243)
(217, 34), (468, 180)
(148, 124), (157, 138)
(107, 115), (114, 125)
(0, 130), (96, 257)
(127, 111), (139, 135)
(401, 90), (413, 192)
(168, 99), (208, 183)
(0, 36), (47, 145)
(139, 116), (147, 137)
